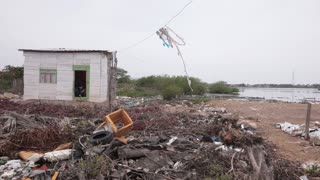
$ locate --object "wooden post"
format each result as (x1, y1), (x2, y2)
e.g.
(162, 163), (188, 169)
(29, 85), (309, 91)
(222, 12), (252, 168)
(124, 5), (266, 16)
(305, 103), (312, 140)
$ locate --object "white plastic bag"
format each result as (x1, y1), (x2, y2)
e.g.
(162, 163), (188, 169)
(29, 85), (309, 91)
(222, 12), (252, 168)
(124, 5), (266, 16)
(43, 149), (73, 162)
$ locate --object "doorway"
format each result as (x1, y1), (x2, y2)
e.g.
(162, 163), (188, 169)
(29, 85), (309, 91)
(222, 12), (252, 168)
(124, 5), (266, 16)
(74, 71), (87, 97)
(73, 65), (90, 100)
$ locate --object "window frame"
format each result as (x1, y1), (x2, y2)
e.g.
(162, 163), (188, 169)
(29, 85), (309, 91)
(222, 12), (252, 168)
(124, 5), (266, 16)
(39, 68), (57, 84)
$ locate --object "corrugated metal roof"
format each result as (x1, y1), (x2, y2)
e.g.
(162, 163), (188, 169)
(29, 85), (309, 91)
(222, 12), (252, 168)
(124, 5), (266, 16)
(18, 48), (111, 53)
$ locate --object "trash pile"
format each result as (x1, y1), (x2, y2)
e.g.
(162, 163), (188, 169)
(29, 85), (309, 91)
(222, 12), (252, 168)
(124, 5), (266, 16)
(0, 99), (306, 179)
(276, 121), (320, 145)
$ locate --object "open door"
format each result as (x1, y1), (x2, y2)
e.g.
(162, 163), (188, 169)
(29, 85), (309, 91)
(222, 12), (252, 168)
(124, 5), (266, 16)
(73, 65), (90, 100)
(74, 70), (87, 97)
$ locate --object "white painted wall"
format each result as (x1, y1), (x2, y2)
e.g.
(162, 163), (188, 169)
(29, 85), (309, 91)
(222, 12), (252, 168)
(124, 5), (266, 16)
(23, 51), (110, 102)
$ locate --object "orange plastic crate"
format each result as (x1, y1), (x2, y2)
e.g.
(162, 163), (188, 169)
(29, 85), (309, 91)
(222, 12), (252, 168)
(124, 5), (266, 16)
(98, 109), (133, 137)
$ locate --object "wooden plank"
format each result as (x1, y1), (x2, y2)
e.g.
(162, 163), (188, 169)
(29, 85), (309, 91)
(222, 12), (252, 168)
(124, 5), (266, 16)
(305, 103), (312, 140)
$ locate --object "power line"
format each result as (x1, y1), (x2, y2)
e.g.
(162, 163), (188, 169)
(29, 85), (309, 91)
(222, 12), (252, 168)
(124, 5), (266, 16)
(121, 53), (147, 63)
(164, 0), (193, 26)
(118, 33), (155, 52)
(118, 0), (192, 52)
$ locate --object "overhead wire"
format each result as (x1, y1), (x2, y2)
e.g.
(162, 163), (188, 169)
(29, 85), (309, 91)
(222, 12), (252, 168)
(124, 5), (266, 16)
(118, 0), (192, 52)
(118, 0), (194, 92)
(163, 0), (193, 26)
(118, 33), (155, 53)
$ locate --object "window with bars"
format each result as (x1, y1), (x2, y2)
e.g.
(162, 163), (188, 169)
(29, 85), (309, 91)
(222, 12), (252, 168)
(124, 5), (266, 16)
(40, 69), (57, 84)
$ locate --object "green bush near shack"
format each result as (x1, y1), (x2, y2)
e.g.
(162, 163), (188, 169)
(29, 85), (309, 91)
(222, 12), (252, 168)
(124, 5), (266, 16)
(209, 81), (239, 94)
(136, 75), (207, 96)
(161, 85), (183, 100)
(116, 68), (238, 99)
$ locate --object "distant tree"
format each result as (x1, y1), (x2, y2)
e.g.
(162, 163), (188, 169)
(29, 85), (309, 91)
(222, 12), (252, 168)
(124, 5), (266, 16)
(1, 65), (23, 79)
(116, 68), (131, 83)
(0, 65), (23, 90)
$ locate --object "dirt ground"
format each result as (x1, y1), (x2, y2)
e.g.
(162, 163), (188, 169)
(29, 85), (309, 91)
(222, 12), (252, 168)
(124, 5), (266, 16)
(209, 99), (320, 162)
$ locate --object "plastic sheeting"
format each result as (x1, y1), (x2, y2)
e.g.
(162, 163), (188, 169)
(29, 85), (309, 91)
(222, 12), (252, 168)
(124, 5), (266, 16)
(276, 122), (301, 134)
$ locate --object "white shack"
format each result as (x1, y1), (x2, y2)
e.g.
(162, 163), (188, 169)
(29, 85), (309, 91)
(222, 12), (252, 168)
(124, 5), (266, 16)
(19, 49), (117, 103)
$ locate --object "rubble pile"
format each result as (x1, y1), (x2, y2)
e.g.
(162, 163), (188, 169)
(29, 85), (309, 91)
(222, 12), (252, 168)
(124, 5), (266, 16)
(0, 99), (305, 179)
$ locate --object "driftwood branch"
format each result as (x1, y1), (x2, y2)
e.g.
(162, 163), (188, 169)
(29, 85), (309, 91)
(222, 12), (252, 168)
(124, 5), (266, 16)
(228, 152), (237, 174)
(247, 145), (274, 180)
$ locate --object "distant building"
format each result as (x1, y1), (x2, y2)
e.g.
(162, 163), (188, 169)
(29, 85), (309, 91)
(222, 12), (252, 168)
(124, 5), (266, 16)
(19, 49), (117, 103)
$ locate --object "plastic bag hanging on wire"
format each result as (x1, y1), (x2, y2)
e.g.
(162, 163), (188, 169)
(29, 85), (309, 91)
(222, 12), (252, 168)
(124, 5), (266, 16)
(156, 26), (193, 92)
(156, 28), (173, 48)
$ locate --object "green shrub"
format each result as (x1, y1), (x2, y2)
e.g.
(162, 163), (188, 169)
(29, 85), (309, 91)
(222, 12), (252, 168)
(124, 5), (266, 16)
(209, 81), (239, 94)
(117, 88), (157, 97)
(0, 65), (23, 90)
(135, 75), (207, 96)
(117, 68), (236, 99)
(189, 77), (207, 95)
(191, 97), (211, 104)
(162, 85), (183, 100)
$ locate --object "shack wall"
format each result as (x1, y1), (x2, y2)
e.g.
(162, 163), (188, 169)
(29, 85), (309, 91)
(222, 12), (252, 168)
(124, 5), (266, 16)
(23, 52), (110, 102)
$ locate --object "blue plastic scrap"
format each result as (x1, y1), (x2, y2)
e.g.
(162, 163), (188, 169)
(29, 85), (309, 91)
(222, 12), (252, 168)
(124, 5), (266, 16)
(211, 136), (217, 142)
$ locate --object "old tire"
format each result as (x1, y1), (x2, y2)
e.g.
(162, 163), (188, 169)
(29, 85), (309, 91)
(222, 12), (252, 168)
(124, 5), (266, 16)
(91, 131), (113, 145)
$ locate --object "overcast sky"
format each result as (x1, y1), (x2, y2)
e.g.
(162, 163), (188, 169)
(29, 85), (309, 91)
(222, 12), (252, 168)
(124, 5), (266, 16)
(1, 0), (319, 84)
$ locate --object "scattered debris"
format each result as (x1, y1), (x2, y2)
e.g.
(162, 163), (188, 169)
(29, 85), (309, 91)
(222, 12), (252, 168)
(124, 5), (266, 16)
(18, 151), (43, 162)
(0, 98), (308, 179)
(0, 112), (73, 157)
(43, 149), (73, 162)
(276, 122), (301, 135)
(276, 121), (320, 145)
